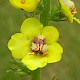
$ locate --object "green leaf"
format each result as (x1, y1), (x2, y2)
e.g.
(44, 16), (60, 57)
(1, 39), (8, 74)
(34, 4), (43, 15)
(50, 2), (67, 21)
(9, 59), (31, 76)
(40, 0), (50, 26)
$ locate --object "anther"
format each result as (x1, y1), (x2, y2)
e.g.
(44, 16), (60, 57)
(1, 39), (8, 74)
(42, 52), (48, 56)
(21, 0), (25, 4)
(71, 9), (77, 14)
(70, 5), (77, 14)
(35, 44), (39, 51)
(28, 52), (35, 55)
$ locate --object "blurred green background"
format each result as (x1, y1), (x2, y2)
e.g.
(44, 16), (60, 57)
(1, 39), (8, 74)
(0, 0), (80, 80)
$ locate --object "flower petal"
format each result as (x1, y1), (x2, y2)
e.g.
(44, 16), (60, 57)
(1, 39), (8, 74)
(59, 0), (73, 23)
(73, 17), (80, 24)
(42, 26), (59, 44)
(47, 43), (63, 63)
(22, 0), (40, 12)
(8, 33), (31, 59)
(21, 18), (43, 39)
(9, 0), (21, 8)
(22, 54), (47, 70)
(9, 0), (40, 12)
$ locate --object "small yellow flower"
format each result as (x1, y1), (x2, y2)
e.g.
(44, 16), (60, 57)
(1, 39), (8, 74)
(9, 0), (40, 12)
(8, 18), (63, 70)
(59, 0), (80, 23)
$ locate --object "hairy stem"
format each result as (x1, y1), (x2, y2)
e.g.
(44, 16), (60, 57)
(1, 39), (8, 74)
(31, 68), (41, 80)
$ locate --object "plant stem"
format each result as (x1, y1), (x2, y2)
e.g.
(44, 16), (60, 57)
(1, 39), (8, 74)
(31, 68), (41, 80)
(40, 0), (50, 26)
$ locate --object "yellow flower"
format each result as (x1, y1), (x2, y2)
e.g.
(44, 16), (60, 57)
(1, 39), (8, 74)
(8, 18), (63, 70)
(59, 0), (80, 24)
(9, 0), (40, 12)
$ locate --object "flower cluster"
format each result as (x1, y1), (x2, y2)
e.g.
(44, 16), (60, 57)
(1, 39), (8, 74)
(8, 18), (63, 70)
(8, 0), (80, 71)
(59, 0), (80, 23)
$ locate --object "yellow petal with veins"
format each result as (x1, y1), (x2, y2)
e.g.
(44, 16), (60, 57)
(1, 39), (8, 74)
(22, 54), (47, 70)
(21, 18), (43, 39)
(8, 33), (31, 59)
(42, 26), (59, 44)
(47, 42), (63, 63)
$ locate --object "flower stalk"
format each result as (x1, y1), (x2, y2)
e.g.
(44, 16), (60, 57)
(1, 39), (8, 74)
(31, 68), (41, 80)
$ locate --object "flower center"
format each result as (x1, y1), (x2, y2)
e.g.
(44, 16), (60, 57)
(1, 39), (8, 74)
(30, 35), (48, 56)
(63, 0), (77, 15)
(21, 0), (26, 4)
